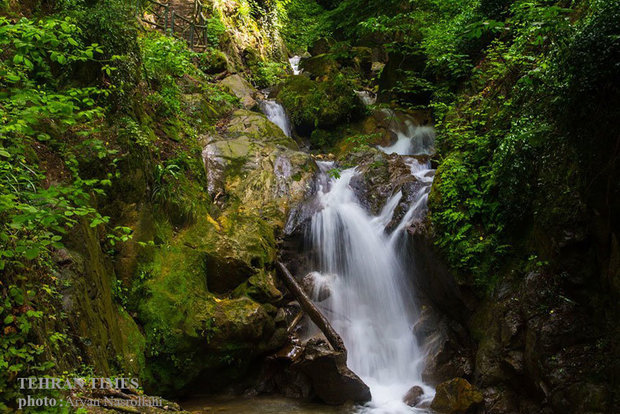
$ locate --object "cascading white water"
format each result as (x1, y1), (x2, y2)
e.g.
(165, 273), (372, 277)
(289, 55), (302, 75)
(307, 120), (436, 413)
(355, 90), (377, 106)
(260, 100), (293, 137)
(377, 109), (435, 156)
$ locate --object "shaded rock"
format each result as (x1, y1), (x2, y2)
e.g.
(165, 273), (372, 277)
(430, 378), (483, 414)
(297, 339), (371, 405)
(416, 308), (474, 385)
(300, 54), (340, 80)
(276, 75), (365, 136)
(349, 46), (373, 78)
(403, 385), (424, 407)
(309, 37), (334, 55)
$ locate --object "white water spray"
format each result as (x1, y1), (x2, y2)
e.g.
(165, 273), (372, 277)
(307, 119), (436, 413)
(289, 55), (302, 75)
(260, 100), (293, 137)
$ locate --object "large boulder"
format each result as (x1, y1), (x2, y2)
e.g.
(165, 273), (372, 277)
(137, 110), (317, 396)
(430, 378), (483, 414)
(276, 75), (365, 137)
(219, 74), (258, 109)
(299, 54), (340, 80)
(297, 339), (371, 404)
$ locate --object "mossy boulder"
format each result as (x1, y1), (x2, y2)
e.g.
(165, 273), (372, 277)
(300, 54), (340, 80)
(276, 75), (365, 137)
(61, 221), (146, 377)
(200, 49), (230, 74)
(430, 378), (483, 413)
(309, 37), (335, 55)
(137, 109), (316, 396)
(219, 74), (257, 109)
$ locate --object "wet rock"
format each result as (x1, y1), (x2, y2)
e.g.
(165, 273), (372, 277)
(430, 378), (483, 413)
(301, 272), (332, 301)
(403, 385), (424, 406)
(297, 339), (371, 405)
(417, 308), (474, 385)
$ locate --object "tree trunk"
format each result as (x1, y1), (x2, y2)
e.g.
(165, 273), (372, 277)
(276, 261), (347, 355)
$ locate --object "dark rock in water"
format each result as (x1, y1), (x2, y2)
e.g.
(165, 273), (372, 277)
(430, 377), (483, 413)
(415, 308), (474, 385)
(403, 385), (424, 407)
(297, 339), (371, 405)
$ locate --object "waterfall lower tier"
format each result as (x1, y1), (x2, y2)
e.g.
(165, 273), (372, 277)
(260, 100), (292, 137)
(307, 157), (435, 413)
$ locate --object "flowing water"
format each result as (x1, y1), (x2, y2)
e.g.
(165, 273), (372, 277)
(260, 100), (293, 137)
(289, 55), (302, 75)
(306, 120), (436, 413)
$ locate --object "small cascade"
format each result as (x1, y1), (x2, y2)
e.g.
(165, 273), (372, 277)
(355, 90), (377, 106)
(289, 55), (302, 75)
(305, 113), (437, 412)
(259, 100), (293, 137)
(377, 110), (435, 156)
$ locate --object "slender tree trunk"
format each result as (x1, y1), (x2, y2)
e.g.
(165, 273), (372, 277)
(276, 261), (347, 356)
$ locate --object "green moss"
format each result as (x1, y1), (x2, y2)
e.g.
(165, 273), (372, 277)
(277, 74), (365, 139)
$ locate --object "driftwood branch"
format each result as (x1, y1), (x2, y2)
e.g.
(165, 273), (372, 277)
(276, 261), (347, 355)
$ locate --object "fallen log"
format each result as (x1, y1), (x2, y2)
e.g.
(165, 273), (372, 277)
(276, 261), (347, 355)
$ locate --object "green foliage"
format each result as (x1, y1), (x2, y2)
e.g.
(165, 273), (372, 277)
(205, 16), (227, 47)
(0, 15), (123, 408)
(428, 0), (620, 288)
(61, 0), (141, 112)
(251, 60), (288, 89)
(281, 0), (332, 53)
(140, 33), (197, 118)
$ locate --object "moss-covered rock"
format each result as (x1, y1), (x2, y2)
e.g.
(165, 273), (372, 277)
(134, 109), (316, 396)
(61, 221), (146, 377)
(219, 74), (257, 109)
(276, 75), (365, 137)
(299, 54), (340, 80)
(199, 49), (230, 74)
(430, 377), (483, 413)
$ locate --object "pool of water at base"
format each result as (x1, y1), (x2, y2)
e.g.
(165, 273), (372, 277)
(181, 395), (355, 413)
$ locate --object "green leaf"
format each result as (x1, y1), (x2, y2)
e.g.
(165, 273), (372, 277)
(24, 248), (40, 260)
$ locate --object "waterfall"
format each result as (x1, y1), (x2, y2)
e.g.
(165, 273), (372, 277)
(260, 100), (292, 137)
(306, 121), (436, 413)
(355, 90), (377, 106)
(374, 109), (435, 156)
(289, 55), (302, 75)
